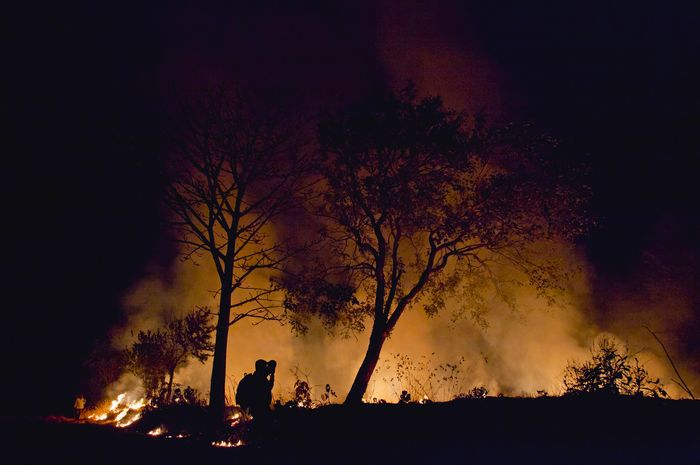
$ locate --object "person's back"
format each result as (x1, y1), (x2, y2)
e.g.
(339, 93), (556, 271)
(238, 359), (275, 418)
(236, 372), (256, 412)
(248, 371), (272, 417)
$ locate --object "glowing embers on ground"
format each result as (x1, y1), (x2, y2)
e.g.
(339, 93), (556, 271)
(211, 439), (245, 448)
(85, 394), (250, 448)
(227, 410), (247, 427)
(86, 392), (146, 427)
(148, 426), (166, 436)
(208, 408), (251, 448)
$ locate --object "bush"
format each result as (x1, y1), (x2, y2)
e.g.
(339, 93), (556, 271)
(294, 380), (313, 408)
(456, 386), (489, 399)
(563, 336), (667, 398)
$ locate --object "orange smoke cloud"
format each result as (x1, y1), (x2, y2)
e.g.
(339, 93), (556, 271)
(109, 236), (696, 404)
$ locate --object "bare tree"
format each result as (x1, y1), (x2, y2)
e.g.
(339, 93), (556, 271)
(285, 85), (591, 404)
(165, 87), (309, 419)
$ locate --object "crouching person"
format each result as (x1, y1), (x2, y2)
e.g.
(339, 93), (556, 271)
(236, 359), (276, 419)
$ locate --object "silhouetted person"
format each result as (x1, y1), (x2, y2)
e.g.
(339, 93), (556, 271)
(173, 387), (184, 404)
(236, 359), (276, 418)
(184, 386), (196, 405)
(73, 394), (86, 420)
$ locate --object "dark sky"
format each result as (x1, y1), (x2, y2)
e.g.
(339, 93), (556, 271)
(5, 0), (699, 415)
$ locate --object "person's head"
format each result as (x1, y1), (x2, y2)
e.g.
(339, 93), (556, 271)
(255, 359), (267, 373)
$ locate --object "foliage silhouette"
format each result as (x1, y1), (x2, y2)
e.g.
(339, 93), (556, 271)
(284, 84), (592, 403)
(124, 307), (214, 402)
(563, 336), (668, 398)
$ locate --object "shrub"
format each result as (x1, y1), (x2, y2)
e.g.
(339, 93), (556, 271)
(294, 380), (313, 408)
(457, 386), (489, 399)
(563, 336), (667, 398)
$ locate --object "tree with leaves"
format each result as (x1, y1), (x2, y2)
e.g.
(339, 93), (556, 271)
(125, 307), (214, 402)
(125, 329), (168, 399)
(284, 85), (591, 404)
(165, 88), (310, 419)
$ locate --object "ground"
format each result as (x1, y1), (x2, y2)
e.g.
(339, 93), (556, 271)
(9, 397), (699, 465)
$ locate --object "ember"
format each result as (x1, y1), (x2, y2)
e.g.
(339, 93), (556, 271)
(211, 439), (244, 448)
(148, 426), (166, 436)
(227, 410), (247, 427)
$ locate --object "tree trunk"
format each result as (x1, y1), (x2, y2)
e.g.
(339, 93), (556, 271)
(166, 368), (175, 404)
(209, 285), (232, 421)
(344, 322), (387, 405)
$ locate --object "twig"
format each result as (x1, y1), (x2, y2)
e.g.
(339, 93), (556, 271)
(643, 325), (695, 399)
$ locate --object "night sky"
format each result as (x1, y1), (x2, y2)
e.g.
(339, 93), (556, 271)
(5, 0), (699, 416)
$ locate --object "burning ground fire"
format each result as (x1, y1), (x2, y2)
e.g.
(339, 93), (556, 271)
(86, 393), (146, 428)
(211, 439), (244, 448)
(81, 392), (248, 448)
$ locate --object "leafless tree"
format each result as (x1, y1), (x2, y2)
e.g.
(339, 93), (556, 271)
(165, 87), (311, 419)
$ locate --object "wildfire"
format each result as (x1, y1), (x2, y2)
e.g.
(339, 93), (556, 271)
(148, 426), (166, 436)
(228, 411), (245, 427)
(86, 392), (146, 428)
(84, 393), (248, 448)
(211, 439), (244, 448)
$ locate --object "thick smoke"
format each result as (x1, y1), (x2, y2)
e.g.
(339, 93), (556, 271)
(108, 237), (696, 404)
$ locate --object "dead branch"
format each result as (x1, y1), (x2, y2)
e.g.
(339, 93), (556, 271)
(643, 325), (695, 399)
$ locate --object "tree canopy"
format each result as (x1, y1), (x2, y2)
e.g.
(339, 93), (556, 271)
(283, 85), (592, 403)
(125, 307), (214, 402)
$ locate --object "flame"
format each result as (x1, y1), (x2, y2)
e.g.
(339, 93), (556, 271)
(84, 393), (250, 446)
(86, 392), (146, 428)
(148, 427), (166, 436)
(117, 412), (142, 428)
(211, 440), (244, 448)
(227, 411), (244, 427)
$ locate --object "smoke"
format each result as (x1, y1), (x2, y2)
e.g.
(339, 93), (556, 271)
(101, 372), (145, 405)
(93, 1), (698, 404)
(104, 235), (697, 405)
(376, 0), (508, 116)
